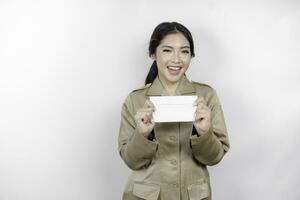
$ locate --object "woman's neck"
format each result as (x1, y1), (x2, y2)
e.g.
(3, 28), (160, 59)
(158, 76), (182, 95)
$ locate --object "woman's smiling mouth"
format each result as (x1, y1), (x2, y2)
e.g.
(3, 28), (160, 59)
(167, 66), (182, 75)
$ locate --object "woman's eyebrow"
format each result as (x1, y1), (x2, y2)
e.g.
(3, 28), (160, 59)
(161, 45), (190, 49)
(161, 45), (173, 48)
(181, 46), (190, 49)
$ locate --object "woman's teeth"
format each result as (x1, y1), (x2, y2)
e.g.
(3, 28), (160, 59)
(167, 66), (181, 71)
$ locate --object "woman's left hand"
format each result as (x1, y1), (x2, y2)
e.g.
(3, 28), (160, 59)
(193, 97), (211, 135)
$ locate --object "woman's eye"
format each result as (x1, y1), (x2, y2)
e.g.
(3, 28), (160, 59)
(162, 49), (171, 52)
(182, 50), (190, 54)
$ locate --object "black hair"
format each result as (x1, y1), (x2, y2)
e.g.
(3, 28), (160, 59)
(145, 22), (195, 85)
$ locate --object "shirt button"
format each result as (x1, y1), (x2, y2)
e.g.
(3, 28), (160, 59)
(170, 159), (177, 166)
(171, 183), (179, 188)
(169, 136), (177, 141)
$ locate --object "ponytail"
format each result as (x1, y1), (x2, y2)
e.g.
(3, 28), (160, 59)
(145, 61), (158, 85)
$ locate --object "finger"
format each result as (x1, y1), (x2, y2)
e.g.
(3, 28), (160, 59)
(196, 105), (210, 113)
(195, 111), (209, 118)
(140, 116), (149, 124)
(135, 114), (145, 123)
(138, 108), (152, 112)
(145, 112), (153, 121)
(138, 112), (154, 122)
(144, 100), (156, 111)
(136, 111), (150, 120)
(195, 115), (209, 122)
(196, 102), (210, 110)
(193, 97), (205, 106)
(196, 103), (206, 110)
(194, 111), (210, 121)
(141, 112), (153, 124)
(137, 117), (146, 125)
(195, 110), (209, 116)
(195, 108), (210, 116)
(137, 109), (154, 118)
(145, 99), (155, 109)
(139, 108), (155, 113)
(195, 113), (209, 120)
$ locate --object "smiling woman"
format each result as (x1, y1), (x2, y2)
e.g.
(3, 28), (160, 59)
(152, 33), (192, 94)
(118, 22), (230, 200)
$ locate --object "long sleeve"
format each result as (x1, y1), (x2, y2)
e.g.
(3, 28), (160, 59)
(190, 89), (230, 166)
(118, 95), (158, 170)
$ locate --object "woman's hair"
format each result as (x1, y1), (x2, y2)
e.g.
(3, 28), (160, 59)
(145, 22), (195, 85)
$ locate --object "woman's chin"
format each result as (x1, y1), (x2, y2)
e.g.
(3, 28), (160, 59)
(166, 74), (184, 84)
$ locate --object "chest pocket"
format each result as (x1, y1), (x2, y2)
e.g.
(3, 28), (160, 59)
(133, 182), (160, 200)
(187, 179), (210, 200)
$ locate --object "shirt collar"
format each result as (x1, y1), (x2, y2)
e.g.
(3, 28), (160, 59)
(146, 75), (196, 96)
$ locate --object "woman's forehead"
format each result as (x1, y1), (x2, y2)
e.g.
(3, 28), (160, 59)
(159, 32), (190, 47)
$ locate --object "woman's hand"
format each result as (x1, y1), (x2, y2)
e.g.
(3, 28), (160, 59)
(134, 100), (156, 138)
(193, 97), (211, 135)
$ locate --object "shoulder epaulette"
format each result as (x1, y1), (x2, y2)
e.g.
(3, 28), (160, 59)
(191, 81), (213, 89)
(132, 83), (152, 93)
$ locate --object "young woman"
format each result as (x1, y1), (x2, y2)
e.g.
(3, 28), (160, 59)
(118, 22), (230, 200)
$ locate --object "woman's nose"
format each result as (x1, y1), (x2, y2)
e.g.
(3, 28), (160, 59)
(172, 52), (181, 63)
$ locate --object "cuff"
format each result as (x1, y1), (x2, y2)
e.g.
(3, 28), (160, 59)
(190, 126), (215, 151)
(126, 130), (158, 159)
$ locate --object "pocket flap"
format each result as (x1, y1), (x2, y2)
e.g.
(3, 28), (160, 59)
(187, 180), (210, 200)
(133, 182), (160, 200)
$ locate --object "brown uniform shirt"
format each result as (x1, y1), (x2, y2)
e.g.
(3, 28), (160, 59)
(118, 76), (230, 200)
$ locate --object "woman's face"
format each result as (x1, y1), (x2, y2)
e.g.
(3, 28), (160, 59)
(153, 32), (192, 85)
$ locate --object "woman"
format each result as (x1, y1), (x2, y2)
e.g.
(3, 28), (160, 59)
(118, 22), (230, 200)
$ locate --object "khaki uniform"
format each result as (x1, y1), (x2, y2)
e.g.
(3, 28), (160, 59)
(118, 76), (230, 200)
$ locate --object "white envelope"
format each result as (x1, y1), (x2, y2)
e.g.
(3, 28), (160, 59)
(150, 96), (197, 123)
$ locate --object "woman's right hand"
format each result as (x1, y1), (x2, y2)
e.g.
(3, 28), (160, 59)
(134, 100), (156, 138)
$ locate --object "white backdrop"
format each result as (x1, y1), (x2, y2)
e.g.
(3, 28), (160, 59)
(0, 0), (299, 199)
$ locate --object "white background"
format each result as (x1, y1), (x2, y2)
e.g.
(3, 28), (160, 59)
(0, 0), (299, 199)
